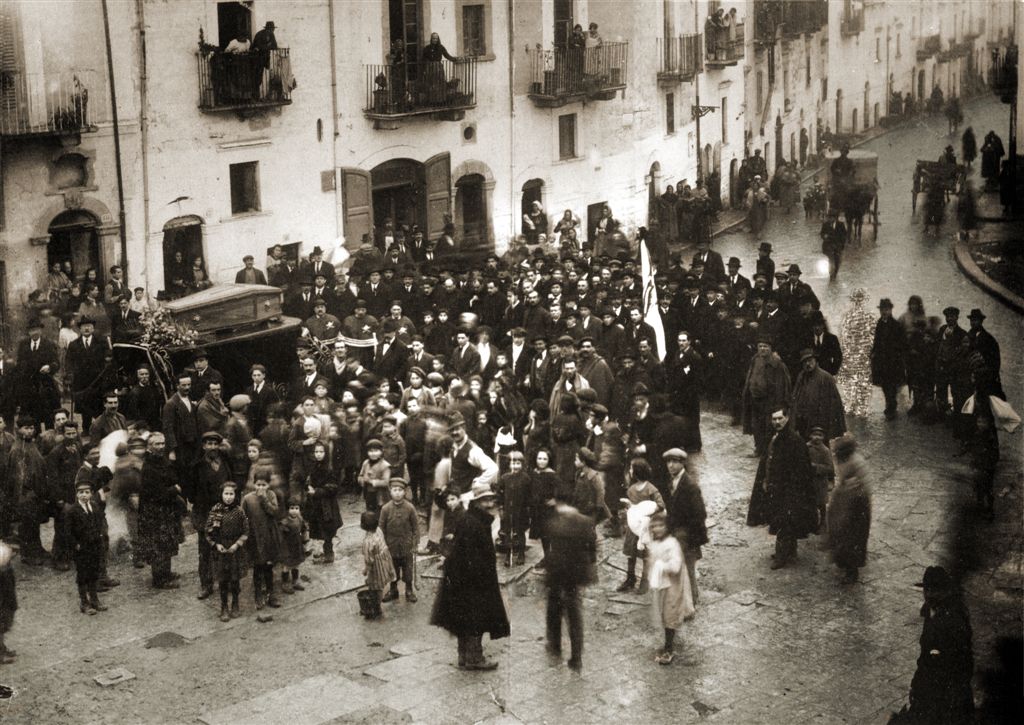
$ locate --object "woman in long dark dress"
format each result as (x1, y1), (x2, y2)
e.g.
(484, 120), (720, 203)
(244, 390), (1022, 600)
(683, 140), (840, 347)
(960, 127), (977, 168)
(980, 131), (1005, 181)
(421, 33), (457, 105)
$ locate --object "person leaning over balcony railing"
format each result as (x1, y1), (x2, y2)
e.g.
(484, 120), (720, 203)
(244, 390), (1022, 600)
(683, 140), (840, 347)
(421, 33), (458, 106)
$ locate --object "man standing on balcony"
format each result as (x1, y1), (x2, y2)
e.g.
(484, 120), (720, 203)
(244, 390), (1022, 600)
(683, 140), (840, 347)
(252, 21), (278, 99)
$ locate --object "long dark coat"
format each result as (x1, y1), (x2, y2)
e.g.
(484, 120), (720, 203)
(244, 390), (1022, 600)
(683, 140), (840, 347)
(301, 456), (342, 540)
(870, 316), (906, 387)
(746, 425), (818, 538)
(544, 504), (597, 587)
(828, 453), (872, 570)
(137, 452), (182, 563)
(431, 504), (510, 639)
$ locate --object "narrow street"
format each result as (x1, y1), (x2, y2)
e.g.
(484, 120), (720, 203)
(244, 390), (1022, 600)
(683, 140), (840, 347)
(1, 96), (1020, 725)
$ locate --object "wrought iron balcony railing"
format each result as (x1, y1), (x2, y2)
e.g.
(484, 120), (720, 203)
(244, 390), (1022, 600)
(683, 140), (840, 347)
(706, 23), (745, 67)
(0, 70), (95, 138)
(197, 47), (293, 112)
(658, 35), (701, 84)
(363, 57), (477, 120)
(527, 42), (628, 107)
(917, 35), (941, 61)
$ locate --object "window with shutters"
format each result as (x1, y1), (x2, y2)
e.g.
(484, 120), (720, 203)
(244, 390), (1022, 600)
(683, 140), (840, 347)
(462, 4), (485, 56)
(230, 161), (261, 215)
(558, 113), (577, 160)
(666, 93), (675, 135)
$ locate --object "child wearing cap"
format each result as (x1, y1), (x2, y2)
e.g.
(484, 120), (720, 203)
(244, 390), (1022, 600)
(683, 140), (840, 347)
(205, 481), (248, 621)
(65, 480), (108, 614)
(807, 427), (835, 541)
(358, 439), (391, 511)
(495, 452), (531, 566)
(378, 479), (419, 603)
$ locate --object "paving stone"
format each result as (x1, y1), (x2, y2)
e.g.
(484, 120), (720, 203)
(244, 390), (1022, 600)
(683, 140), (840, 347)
(93, 666), (135, 687)
(198, 674), (374, 725)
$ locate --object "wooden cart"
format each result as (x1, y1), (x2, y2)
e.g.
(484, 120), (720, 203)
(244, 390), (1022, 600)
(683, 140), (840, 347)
(912, 160), (966, 213)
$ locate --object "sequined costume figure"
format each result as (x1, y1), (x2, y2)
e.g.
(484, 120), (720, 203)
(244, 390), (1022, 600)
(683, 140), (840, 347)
(837, 289), (875, 417)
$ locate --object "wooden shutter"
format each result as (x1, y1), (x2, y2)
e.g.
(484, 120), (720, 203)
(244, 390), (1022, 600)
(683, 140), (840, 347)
(341, 167), (373, 250)
(423, 152), (451, 241)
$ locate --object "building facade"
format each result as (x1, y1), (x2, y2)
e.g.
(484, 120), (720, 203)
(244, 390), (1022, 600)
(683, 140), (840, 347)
(0, 0), (1011, 340)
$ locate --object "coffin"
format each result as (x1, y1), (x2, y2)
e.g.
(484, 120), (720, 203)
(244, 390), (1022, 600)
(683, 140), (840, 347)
(164, 284), (284, 334)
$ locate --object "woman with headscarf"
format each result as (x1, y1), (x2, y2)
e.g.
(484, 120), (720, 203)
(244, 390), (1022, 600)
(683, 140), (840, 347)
(421, 33), (457, 105)
(980, 131), (1004, 181)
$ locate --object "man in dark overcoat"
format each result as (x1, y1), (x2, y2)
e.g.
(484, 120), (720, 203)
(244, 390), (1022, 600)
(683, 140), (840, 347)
(431, 482), (510, 670)
(14, 320), (61, 429)
(65, 317), (108, 433)
(137, 433), (182, 588)
(870, 298), (906, 420)
(746, 405), (817, 569)
(663, 448), (708, 603)
(544, 494), (597, 671)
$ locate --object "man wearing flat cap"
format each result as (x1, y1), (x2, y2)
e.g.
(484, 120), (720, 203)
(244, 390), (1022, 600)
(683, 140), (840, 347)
(234, 255), (268, 285)
(870, 298), (906, 420)
(303, 297), (341, 342)
(663, 448), (707, 603)
(186, 430), (232, 600)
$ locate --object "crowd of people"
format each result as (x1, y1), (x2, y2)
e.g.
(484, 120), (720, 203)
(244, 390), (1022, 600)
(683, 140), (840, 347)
(0, 162), (1010, 679)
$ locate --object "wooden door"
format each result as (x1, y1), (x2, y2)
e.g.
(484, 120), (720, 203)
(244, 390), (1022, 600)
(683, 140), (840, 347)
(423, 153), (451, 242)
(341, 168), (374, 249)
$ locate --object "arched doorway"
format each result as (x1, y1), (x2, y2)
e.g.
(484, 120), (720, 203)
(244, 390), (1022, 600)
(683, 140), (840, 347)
(521, 179), (544, 236)
(647, 162), (661, 227)
(455, 173), (488, 251)
(163, 215), (204, 293)
(48, 210), (100, 282)
(728, 158), (738, 208)
(835, 89), (843, 134)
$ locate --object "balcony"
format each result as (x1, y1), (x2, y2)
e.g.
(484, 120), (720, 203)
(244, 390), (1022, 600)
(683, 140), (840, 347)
(197, 47), (293, 112)
(951, 40), (974, 58)
(527, 42), (628, 108)
(917, 35), (941, 61)
(753, 0), (781, 47)
(706, 23), (745, 68)
(657, 35), (701, 86)
(0, 71), (96, 139)
(988, 45), (1018, 103)
(841, 11), (865, 37)
(781, 0), (828, 38)
(363, 58), (477, 124)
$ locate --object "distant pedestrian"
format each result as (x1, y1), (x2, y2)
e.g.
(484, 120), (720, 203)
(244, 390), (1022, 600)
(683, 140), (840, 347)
(871, 298), (906, 420)
(827, 436), (871, 584)
(960, 127), (976, 167)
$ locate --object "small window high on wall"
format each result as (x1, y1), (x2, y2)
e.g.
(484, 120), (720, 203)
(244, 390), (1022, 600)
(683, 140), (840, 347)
(230, 162), (261, 215)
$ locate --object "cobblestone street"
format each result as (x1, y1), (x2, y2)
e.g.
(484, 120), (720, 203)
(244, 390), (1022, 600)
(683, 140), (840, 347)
(1, 99), (1020, 725)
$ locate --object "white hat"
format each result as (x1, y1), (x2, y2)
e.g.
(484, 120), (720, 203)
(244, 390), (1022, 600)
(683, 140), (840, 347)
(469, 481), (497, 501)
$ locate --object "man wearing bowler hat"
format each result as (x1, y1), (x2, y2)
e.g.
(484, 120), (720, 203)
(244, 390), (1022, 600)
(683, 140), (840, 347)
(790, 348), (847, 440)
(300, 245), (334, 287)
(189, 349), (223, 404)
(934, 307), (970, 428)
(965, 308), (1001, 385)
(431, 480), (509, 670)
(755, 242), (776, 290)
(870, 298), (906, 420)
(896, 566), (974, 723)
(725, 257), (751, 296)
(66, 317), (108, 433)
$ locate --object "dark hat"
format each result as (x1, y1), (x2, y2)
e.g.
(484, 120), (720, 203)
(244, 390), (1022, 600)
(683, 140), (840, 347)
(381, 318), (400, 333)
(354, 298), (368, 308)
(787, 264), (802, 275)
(27, 317), (43, 329)
(967, 308), (985, 321)
(810, 311), (826, 325)
(878, 298), (894, 310)
(448, 412), (467, 431)
(79, 316), (96, 326)
(753, 271), (768, 280)
(727, 257), (742, 268)
(192, 348), (209, 362)
(365, 438), (383, 450)
(758, 242), (773, 253)
(388, 477), (408, 489)
(632, 382), (651, 397)
(616, 349), (637, 361)
(511, 326), (527, 337)
(577, 334), (595, 345)
(299, 277), (313, 287)
(942, 306), (960, 317)
(914, 565), (954, 590)
(242, 254), (254, 262)
(409, 365), (426, 379)
(591, 403), (608, 418)
(311, 246), (325, 256)
(808, 425), (825, 435)
(576, 388), (598, 405)
(75, 479), (94, 492)
(314, 270), (329, 279)
(799, 348), (816, 363)
(599, 307), (616, 317)
(201, 431), (223, 443)
(757, 333), (774, 345)
(556, 334), (575, 347)
(313, 297), (327, 307)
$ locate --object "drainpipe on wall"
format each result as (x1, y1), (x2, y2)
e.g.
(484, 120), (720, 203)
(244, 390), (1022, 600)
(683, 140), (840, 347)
(101, 0), (128, 270)
(135, 0), (151, 286)
(328, 0), (342, 247)
(507, 0), (515, 253)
